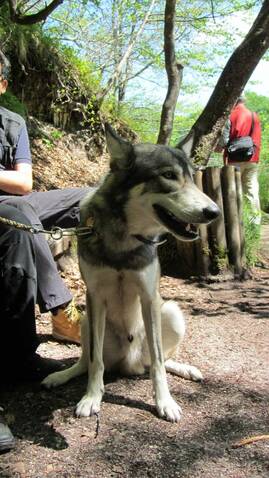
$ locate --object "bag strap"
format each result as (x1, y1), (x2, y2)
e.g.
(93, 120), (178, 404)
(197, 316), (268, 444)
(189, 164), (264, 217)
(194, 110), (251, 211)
(249, 112), (254, 136)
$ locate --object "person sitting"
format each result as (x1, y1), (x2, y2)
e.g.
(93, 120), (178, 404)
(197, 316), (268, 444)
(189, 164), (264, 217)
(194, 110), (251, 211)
(0, 51), (90, 451)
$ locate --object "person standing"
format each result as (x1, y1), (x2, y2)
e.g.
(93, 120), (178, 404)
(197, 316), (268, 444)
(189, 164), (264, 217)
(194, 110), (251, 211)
(221, 96), (262, 224)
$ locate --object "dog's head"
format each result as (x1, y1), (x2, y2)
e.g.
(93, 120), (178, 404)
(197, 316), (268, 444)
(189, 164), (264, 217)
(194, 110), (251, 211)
(105, 124), (220, 242)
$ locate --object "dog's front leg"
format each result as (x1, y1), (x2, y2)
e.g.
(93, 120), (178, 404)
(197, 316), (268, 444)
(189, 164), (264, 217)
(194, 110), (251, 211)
(141, 294), (182, 423)
(76, 293), (106, 417)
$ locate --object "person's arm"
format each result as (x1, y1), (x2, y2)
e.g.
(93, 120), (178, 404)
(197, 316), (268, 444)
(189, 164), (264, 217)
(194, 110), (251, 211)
(0, 162), (32, 194)
(0, 124), (33, 194)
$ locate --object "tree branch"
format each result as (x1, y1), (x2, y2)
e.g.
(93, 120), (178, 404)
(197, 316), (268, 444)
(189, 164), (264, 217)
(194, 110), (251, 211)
(8, 0), (64, 25)
(96, 0), (157, 104)
(157, 0), (183, 145)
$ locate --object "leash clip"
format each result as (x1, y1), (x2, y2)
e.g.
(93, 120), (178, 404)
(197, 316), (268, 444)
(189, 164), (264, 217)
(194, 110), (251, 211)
(50, 227), (64, 240)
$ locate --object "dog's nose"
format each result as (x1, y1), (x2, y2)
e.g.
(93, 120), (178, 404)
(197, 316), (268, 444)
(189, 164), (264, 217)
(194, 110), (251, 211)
(202, 205), (220, 221)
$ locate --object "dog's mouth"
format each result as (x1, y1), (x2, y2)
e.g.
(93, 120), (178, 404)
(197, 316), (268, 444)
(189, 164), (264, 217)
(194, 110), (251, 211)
(153, 204), (198, 241)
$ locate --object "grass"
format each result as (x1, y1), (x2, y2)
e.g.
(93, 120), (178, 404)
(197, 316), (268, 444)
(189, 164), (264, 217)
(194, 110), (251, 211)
(243, 200), (261, 267)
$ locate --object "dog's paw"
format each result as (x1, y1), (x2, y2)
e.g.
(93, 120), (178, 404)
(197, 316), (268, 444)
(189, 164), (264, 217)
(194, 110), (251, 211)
(176, 364), (203, 382)
(41, 370), (67, 389)
(156, 396), (182, 423)
(186, 365), (203, 382)
(75, 394), (102, 417)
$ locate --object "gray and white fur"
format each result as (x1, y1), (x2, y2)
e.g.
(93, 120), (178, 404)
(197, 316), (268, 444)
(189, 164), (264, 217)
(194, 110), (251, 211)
(43, 124), (220, 422)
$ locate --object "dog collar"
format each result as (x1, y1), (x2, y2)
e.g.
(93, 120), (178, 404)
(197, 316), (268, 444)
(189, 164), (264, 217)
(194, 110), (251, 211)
(133, 234), (167, 246)
(84, 216), (167, 246)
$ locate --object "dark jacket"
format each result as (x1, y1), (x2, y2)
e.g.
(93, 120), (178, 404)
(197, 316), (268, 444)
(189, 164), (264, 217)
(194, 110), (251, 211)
(0, 106), (25, 169)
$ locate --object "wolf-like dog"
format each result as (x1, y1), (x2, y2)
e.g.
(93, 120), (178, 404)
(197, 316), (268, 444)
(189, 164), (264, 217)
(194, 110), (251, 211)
(43, 124), (220, 422)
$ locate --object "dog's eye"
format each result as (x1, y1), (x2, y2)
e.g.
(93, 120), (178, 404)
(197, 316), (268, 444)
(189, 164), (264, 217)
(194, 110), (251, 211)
(162, 171), (177, 180)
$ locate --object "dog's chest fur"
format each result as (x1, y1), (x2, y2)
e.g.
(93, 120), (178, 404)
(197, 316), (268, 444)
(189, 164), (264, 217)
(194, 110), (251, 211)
(80, 261), (146, 338)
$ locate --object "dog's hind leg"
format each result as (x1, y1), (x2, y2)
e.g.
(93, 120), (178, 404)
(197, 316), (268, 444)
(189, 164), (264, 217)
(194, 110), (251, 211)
(161, 301), (203, 382)
(42, 315), (89, 389)
(142, 300), (202, 382)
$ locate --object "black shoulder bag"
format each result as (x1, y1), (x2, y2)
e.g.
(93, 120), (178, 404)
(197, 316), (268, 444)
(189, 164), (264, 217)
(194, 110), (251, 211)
(227, 113), (255, 162)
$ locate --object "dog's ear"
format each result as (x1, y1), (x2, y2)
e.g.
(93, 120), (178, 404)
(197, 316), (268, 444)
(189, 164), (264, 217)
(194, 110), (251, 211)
(105, 123), (134, 170)
(177, 131), (195, 159)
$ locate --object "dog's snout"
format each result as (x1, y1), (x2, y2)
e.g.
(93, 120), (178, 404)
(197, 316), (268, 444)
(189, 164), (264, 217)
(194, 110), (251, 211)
(202, 205), (220, 221)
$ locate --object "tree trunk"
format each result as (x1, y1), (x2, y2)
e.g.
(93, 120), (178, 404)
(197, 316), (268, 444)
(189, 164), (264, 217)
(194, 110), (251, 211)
(157, 0), (183, 145)
(178, 0), (269, 164)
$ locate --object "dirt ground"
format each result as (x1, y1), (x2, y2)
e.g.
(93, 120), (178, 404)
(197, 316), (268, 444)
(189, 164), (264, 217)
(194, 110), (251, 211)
(0, 128), (268, 476)
(0, 253), (268, 478)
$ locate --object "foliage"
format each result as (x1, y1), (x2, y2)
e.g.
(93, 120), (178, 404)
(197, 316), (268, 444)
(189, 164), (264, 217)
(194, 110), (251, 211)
(0, 6), (44, 63)
(1, 0), (99, 25)
(0, 4), (100, 95)
(41, 128), (64, 147)
(60, 46), (101, 93)
(242, 199), (261, 266)
(1, 0), (267, 138)
(0, 6), (106, 128)
(43, 0), (260, 109)
(0, 91), (27, 117)
(119, 98), (202, 144)
(1, 1), (265, 112)
(119, 100), (162, 142)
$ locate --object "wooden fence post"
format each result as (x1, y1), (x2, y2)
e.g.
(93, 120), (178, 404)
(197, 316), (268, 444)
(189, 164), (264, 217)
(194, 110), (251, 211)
(221, 166), (242, 276)
(194, 170), (211, 277)
(205, 167), (228, 273)
(235, 168), (246, 268)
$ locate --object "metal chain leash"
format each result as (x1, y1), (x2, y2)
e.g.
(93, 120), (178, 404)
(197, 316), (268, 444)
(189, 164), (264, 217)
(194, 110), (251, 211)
(0, 215), (93, 239)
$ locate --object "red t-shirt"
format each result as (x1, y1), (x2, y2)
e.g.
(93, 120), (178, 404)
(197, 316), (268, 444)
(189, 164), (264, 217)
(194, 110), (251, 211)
(225, 103), (261, 163)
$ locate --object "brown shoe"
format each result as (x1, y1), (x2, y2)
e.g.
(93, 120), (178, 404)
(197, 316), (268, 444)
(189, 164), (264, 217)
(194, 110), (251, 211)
(51, 299), (81, 344)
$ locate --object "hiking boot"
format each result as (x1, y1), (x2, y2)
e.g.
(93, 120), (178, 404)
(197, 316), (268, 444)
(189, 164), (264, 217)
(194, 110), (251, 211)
(51, 299), (81, 344)
(0, 408), (15, 452)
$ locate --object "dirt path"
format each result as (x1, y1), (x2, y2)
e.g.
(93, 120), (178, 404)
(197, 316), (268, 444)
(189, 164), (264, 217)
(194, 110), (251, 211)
(1, 265), (269, 477)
